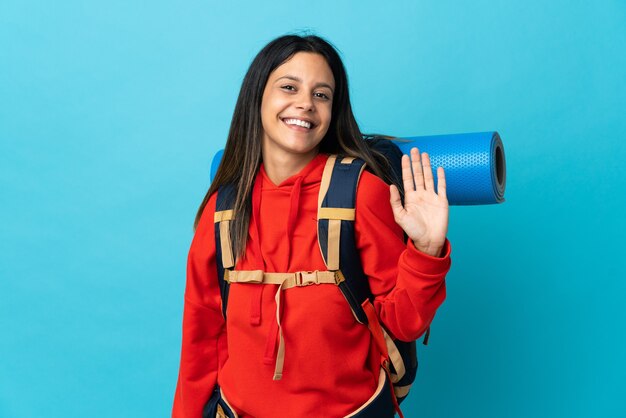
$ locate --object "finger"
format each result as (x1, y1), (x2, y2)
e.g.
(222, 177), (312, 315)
(389, 184), (404, 216)
(410, 147), (425, 190)
(437, 166), (447, 199)
(401, 154), (415, 193)
(422, 152), (434, 192)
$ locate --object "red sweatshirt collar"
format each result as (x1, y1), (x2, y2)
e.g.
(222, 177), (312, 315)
(259, 153), (329, 190)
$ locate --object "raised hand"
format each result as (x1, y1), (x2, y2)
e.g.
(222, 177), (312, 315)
(389, 147), (449, 257)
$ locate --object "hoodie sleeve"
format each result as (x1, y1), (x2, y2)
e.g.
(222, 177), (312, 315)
(354, 171), (452, 342)
(172, 192), (227, 418)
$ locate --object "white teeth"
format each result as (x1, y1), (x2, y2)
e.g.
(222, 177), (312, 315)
(283, 118), (312, 129)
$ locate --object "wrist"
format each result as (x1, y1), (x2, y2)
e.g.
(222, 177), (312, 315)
(411, 240), (444, 257)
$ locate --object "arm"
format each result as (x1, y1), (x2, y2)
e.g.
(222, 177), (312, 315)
(172, 193), (227, 417)
(355, 165), (451, 342)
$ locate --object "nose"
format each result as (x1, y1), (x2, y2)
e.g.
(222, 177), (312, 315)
(295, 91), (314, 112)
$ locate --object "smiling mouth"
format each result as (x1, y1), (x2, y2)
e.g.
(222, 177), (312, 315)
(281, 118), (315, 130)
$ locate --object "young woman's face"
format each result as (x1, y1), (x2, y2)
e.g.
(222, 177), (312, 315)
(260, 52), (335, 163)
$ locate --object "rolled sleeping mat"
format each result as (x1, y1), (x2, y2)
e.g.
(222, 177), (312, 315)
(209, 131), (506, 205)
(395, 131), (506, 205)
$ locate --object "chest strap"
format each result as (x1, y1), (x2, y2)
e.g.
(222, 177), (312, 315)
(225, 268), (345, 380)
(225, 269), (344, 287)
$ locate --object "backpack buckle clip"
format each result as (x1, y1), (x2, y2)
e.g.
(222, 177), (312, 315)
(334, 270), (346, 284)
(296, 271), (319, 286)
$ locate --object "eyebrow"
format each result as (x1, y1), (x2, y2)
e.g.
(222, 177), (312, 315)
(275, 75), (335, 93)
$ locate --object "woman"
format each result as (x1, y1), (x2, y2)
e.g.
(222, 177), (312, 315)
(173, 33), (451, 418)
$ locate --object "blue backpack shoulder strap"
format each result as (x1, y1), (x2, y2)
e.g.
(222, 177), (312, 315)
(317, 155), (371, 324)
(214, 183), (237, 318)
(317, 154), (419, 405)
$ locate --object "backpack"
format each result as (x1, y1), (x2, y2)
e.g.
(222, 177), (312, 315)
(212, 140), (429, 416)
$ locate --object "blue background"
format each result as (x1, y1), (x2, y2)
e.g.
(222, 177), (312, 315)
(1, 1), (625, 417)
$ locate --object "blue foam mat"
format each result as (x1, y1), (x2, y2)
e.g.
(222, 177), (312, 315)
(209, 131), (506, 205)
(395, 131), (506, 205)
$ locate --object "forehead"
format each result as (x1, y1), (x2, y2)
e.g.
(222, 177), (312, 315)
(269, 52), (335, 87)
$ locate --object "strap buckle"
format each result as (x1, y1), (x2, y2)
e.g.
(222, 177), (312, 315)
(295, 271), (319, 286)
(334, 270), (346, 284)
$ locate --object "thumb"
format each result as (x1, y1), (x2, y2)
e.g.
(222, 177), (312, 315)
(389, 184), (404, 217)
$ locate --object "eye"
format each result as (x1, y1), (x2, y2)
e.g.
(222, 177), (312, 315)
(281, 85), (296, 92)
(315, 92), (331, 100)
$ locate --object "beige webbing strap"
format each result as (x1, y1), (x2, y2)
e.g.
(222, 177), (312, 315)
(273, 279), (287, 380)
(227, 270), (341, 288)
(318, 208), (355, 221)
(318, 155), (336, 209)
(341, 156), (355, 164)
(214, 210), (235, 269)
(394, 384), (411, 399)
(327, 219), (341, 270)
(214, 210), (234, 222)
(219, 221), (234, 269)
(383, 328), (406, 383)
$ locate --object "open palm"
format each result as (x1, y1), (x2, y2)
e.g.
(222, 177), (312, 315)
(389, 147), (449, 257)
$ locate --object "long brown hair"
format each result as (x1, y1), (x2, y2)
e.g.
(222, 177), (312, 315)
(194, 34), (395, 259)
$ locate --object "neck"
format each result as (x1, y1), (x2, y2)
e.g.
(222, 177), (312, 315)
(261, 147), (319, 185)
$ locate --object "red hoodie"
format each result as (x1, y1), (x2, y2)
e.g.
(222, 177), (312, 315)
(172, 153), (451, 417)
